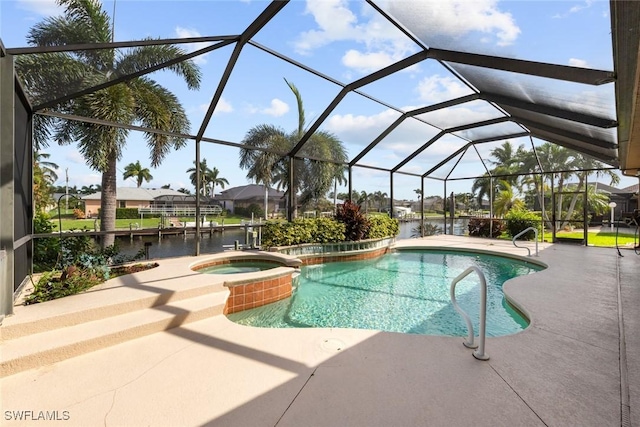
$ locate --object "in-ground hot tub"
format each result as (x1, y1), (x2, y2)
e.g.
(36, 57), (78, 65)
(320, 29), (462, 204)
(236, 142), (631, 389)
(196, 260), (282, 275)
(190, 252), (302, 314)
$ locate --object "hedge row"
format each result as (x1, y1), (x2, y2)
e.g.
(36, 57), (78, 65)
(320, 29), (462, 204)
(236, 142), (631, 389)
(116, 208), (160, 219)
(261, 211), (399, 248)
(468, 209), (542, 240)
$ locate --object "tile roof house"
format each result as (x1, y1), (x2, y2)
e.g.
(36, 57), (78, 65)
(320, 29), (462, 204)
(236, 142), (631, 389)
(593, 182), (639, 224)
(81, 187), (187, 218)
(215, 184), (285, 217)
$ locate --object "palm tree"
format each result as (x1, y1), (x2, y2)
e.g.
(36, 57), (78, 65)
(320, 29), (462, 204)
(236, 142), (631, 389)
(123, 161), (153, 187)
(17, 0), (201, 247)
(332, 166), (347, 211)
(358, 191), (370, 213)
(373, 190), (388, 212)
(34, 151), (59, 184)
(79, 184), (100, 195)
(187, 159), (212, 196)
(493, 182), (525, 217)
(33, 151), (58, 211)
(239, 79), (347, 219)
(471, 173), (492, 208)
(559, 152), (620, 229)
(205, 166), (229, 198)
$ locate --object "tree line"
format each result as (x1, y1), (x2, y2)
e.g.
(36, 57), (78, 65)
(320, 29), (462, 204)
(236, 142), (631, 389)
(472, 141), (619, 226)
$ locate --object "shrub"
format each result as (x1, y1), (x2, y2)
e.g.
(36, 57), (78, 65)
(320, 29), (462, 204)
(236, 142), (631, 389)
(235, 203), (264, 218)
(311, 217), (346, 243)
(505, 209), (541, 240)
(115, 208), (161, 219)
(411, 222), (441, 238)
(26, 242), (145, 304)
(73, 208), (85, 219)
(33, 211), (60, 272)
(468, 217), (504, 238)
(367, 215), (399, 239)
(261, 218), (345, 248)
(335, 200), (370, 241)
(25, 270), (104, 305)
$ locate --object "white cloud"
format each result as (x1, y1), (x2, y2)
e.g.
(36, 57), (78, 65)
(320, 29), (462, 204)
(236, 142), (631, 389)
(294, 0), (360, 54)
(17, 0), (62, 16)
(342, 50), (395, 73)
(552, 0), (594, 19)
(325, 109), (400, 141)
(325, 99), (500, 163)
(416, 75), (474, 104)
(568, 58), (589, 68)
(293, 0), (418, 74)
(175, 26), (211, 65)
(422, 104), (503, 132)
(386, 0), (520, 48)
(293, 0), (519, 74)
(261, 99), (289, 117)
(200, 97), (233, 115)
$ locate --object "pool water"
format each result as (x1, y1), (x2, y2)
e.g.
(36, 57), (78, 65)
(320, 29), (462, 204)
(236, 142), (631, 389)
(198, 261), (279, 274)
(227, 250), (543, 336)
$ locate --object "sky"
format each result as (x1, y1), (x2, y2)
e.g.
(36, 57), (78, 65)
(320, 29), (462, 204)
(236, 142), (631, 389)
(1, 0), (637, 200)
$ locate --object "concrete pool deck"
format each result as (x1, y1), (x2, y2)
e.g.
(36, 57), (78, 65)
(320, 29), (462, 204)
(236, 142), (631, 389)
(1, 235), (639, 426)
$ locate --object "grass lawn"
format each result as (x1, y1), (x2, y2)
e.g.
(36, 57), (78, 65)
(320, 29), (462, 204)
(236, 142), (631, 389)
(53, 215), (250, 231)
(543, 230), (638, 247)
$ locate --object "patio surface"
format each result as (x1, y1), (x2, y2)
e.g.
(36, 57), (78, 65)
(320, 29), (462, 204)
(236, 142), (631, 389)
(1, 235), (639, 426)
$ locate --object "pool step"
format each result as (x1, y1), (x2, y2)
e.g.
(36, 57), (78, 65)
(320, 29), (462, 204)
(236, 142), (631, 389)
(1, 292), (228, 378)
(2, 279), (224, 341)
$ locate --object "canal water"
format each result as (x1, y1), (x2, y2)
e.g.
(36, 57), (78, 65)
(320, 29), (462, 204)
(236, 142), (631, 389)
(115, 218), (470, 260)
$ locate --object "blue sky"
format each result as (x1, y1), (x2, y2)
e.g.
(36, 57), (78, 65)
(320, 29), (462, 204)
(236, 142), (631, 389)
(1, 0), (636, 200)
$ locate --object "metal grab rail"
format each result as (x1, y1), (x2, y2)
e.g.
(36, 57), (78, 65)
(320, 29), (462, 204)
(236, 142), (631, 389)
(450, 266), (490, 361)
(512, 226), (539, 257)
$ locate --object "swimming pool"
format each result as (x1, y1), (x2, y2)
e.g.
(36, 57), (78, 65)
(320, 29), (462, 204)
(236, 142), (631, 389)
(227, 250), (544, 337)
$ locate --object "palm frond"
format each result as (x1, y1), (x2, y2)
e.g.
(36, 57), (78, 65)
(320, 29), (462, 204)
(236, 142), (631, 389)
(116, 43), (202, 90)
(29, 0), (113, 67)
(284, 78), (305, 136)
(129, 78), (190, 166)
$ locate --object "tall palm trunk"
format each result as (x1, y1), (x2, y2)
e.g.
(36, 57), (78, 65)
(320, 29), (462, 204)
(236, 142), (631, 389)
(100, 155), (117, 248)
(555, 174), (566, 230)
(560, 172), (586, 230)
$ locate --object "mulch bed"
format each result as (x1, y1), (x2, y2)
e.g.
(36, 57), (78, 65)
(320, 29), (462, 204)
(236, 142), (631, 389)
(110, 262), (159, 277)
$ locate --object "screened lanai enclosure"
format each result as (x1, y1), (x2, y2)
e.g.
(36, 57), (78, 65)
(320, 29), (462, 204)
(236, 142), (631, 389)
(1, 0), (640, 316)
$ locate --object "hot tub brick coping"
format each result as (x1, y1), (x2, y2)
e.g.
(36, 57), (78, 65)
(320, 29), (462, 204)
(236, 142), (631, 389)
(223, 269), (294, 288)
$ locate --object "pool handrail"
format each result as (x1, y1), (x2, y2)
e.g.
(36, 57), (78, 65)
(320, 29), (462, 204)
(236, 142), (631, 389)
(450, 266), (490, 361)
(512, 226), (539, 257)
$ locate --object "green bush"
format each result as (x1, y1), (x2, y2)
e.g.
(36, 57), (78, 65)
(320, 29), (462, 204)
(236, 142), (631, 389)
(261, 218), (345, 248)
(33, 211), (60, 272)
(26, 242), (145, 304)
(367, 215), (399, 239)
(411, 221), (441, 237)
(336, 200), (370, 241)
(311, 217), (346, 243)
(505, 209), (541, 240)
(261, 209), (399, 249)
(116, 208), (139, 219)
(25, 269), (105, 305)
(468, 217), (504, 238)
(235, 203), (264, 218)
(115, 208), (157, 219)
